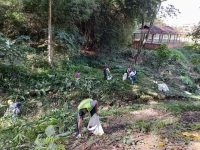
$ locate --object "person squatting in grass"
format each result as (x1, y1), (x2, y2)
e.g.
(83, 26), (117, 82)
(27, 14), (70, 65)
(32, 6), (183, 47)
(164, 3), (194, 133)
(7, 100), (22, 117)
(76, 98), (98, 138)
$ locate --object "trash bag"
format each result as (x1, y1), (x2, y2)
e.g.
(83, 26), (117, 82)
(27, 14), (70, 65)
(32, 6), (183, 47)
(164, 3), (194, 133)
(158, 83), (169, 92)
(107, 75), (112, 80)
(106, 68), (112, 80)
(87, 114), (104, 136)
(122, 73), (127, 81)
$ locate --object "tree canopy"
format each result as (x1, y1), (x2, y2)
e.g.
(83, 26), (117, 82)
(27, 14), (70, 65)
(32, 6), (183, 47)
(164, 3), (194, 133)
(0, 0), (180, 64)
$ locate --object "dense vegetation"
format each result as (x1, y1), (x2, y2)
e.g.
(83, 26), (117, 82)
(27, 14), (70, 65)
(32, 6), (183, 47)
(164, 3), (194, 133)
(0, 42), (200, 149)
(0, 0), (200, 149)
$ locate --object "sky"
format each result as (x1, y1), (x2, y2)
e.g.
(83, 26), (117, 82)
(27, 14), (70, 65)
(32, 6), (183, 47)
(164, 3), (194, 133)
(161, 0), (200, 27)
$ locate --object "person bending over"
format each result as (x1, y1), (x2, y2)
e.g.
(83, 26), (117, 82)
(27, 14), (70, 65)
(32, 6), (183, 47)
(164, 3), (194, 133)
(76, 98), (98, 138)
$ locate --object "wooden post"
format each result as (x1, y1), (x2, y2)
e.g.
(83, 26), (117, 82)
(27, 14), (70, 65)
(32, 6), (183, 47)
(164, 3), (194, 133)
(158, 34), (161, 43)
(151, 34), (154, 43)
(173, 34), (176, 43)
(133, 33), (136, 41)
(160, 34), (163, 43)
(176, 34), (178, 42)
(169, 34), (172, 43)
(167, 34), (170, 43)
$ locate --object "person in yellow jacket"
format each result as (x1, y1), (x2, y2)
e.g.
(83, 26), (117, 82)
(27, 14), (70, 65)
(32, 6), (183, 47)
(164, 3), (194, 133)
(76, 98), (98, 138)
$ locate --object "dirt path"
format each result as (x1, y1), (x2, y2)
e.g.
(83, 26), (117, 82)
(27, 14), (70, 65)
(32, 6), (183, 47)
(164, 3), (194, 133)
(66, 108), (200, 150)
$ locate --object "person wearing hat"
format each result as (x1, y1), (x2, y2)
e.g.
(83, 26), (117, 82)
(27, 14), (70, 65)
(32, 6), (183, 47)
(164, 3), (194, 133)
(76, 98), (98, 138)
(129, 70), (137, 85)
(7, 100), (22, 117)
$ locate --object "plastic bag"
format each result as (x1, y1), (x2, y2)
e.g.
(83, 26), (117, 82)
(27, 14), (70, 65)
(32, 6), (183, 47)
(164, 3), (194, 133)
(87, 114), (99, 131)
(158, 83), (169, 92)
(107, 75), (112, 80)
(122, 73), (127, 80)
(87, 114), (104, 136)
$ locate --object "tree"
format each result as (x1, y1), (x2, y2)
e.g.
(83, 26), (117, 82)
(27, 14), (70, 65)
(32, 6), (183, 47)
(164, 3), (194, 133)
(191, 22), (200, 43)
(124, 0), (162, 63)
(48, 0), (53, 66)
(125, 0), (180, 64)
(154, 18), (166, 26)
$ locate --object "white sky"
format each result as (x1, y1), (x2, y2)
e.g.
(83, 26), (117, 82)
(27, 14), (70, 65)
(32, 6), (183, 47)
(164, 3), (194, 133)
(161, 0), (200, 26)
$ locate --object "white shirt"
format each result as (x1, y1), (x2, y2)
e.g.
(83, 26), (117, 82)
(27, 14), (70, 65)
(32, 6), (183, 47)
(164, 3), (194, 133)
(129, 71), (136, 76)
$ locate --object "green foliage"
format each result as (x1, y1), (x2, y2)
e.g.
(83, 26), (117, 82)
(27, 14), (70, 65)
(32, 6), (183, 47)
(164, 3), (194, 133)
(0, 33), (28, 66)
(155, 100), (200, 115)
(180, 75), (197, 92)
(189, 53), (200, 65)
(154, 18), (166, 26)
(0, 102), (75, 149)
(155, 44), (172, 66)
(34, 125), (65, 150)
(186, 123), (200, 130)
(129, 119), (168, 133)
(0, 1), (200, 149)
(193, 65), (200, 73)
(54, 26), (86, 53)
(171, 48), (187, 63)
(147, 44), (174, 70)
(191, 22), (200, 44)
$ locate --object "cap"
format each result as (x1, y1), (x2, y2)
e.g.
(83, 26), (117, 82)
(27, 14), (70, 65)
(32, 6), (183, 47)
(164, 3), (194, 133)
(7, 100), (13, 105)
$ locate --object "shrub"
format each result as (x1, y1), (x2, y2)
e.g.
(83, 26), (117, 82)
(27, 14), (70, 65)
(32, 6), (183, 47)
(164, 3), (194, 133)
(155, 44), (172, 67)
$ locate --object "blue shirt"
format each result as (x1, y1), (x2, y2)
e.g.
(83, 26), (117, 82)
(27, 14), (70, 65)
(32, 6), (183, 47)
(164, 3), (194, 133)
(9, 102), (21, 110)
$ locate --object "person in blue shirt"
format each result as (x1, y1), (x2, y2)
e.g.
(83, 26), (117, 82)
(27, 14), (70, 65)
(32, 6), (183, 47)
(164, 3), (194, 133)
(8, 100), (22, 117)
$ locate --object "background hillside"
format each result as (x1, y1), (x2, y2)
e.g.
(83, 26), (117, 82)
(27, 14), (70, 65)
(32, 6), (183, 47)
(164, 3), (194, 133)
(0, 0), (200, 149)
(1, 43), (200, 149)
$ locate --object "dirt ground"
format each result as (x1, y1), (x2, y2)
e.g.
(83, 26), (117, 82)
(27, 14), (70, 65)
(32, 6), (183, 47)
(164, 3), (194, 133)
(66, 108), (200, 150)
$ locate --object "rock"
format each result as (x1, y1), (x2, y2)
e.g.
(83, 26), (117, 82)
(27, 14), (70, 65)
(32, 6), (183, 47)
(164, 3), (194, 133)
(158, 94), (166, 100)
(140, 95), (153, 101)
(145, 91), (159, 98)
(102, 106), (110, 110)
(36, 102), (42, 107)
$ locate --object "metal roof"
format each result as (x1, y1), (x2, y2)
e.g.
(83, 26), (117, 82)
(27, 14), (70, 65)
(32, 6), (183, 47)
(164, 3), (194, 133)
(134, 25), (180, 34)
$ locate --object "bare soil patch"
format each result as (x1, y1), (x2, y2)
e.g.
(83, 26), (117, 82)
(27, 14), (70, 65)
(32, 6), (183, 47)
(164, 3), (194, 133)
(66, 109), (200, 150)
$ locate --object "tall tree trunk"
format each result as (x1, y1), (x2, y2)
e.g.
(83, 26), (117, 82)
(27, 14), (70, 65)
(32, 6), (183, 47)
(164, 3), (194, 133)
(48, 0), (53, 66)
(134, 2), (162, 64)
(133, 15), (144, 64)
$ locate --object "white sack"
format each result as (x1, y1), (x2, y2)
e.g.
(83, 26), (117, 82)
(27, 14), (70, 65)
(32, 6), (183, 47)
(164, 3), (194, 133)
(123, 73), (127, 81)
(87, 114), (104, 136)
(158, 83), (169, 92)
(107, 75), (112, 80)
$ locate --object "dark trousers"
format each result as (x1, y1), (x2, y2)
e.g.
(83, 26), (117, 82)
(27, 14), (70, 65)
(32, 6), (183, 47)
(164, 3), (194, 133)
(76, 106), (96, 135)
(131, 75), (136, 84)
(103, 71), (107, 79)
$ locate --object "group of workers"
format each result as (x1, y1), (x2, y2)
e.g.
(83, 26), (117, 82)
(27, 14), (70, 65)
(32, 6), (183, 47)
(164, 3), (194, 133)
(76, 65), (137, 138)
(126, 66), (137, 85)
(4, 65), (136, 139)
(104, 65), (137, 85)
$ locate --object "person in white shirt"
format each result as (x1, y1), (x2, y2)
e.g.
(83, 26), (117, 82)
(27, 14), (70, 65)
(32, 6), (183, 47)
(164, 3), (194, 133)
(129, 70), (136, 85)
(126, 66), (131, 78)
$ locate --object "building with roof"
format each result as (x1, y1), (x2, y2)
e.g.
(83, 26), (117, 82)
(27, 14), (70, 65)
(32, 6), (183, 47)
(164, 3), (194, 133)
(131, 25), (185, 50)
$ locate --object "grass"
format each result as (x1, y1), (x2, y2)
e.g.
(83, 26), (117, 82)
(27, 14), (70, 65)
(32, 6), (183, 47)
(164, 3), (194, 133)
(1, 46), (200, 149)
(153, 100), (200, 114)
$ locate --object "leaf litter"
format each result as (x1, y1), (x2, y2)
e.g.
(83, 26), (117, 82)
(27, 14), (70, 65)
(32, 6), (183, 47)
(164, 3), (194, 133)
(66, 107), (200, 150)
